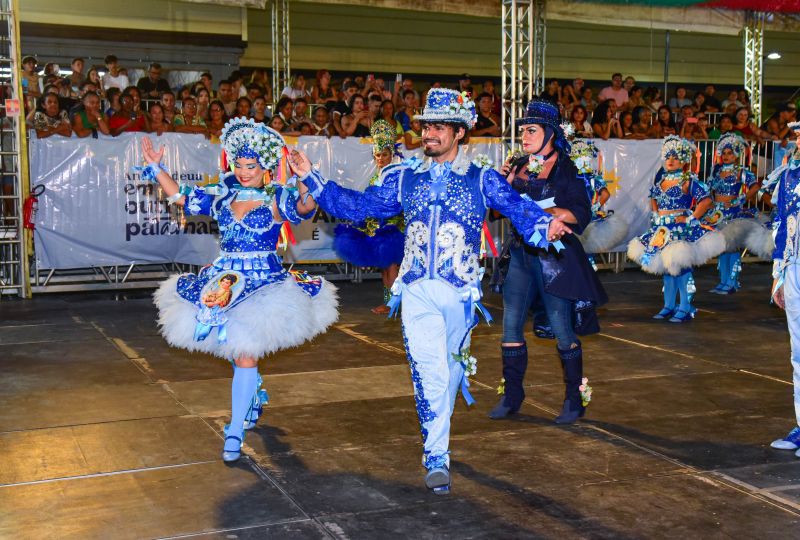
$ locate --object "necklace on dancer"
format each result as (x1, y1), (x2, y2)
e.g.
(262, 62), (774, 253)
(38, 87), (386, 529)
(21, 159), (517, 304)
(233, 185), (272, 202)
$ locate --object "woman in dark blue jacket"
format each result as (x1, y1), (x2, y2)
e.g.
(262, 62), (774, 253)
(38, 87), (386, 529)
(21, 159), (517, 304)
(490, 100), (608, 424)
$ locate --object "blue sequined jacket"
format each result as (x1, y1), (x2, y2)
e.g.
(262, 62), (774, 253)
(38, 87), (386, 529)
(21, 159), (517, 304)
(771, 159), (800, 279)
(301, 149), (554, 290)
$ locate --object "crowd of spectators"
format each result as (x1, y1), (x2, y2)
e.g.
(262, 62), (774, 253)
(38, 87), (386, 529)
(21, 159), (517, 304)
(20, 55), (799, 149)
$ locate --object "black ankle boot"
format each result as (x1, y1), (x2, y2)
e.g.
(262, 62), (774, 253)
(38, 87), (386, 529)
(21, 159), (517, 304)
(554, 343), (586, 424)
(489, 344), (528, 419)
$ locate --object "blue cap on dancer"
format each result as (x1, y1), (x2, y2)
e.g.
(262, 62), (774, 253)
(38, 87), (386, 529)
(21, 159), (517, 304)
(660, 135), (695, 164)
(414, 88), (477, 130)
(220, 117), (286, 171)
(515, 99), (571, 156)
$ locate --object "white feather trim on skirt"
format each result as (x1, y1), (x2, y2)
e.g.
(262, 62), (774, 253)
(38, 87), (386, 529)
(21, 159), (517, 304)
(628, 230), (726, 276)
(153, 274), (339, 360)
(578, 213), (630, 254)
(717, 218), (764, 252)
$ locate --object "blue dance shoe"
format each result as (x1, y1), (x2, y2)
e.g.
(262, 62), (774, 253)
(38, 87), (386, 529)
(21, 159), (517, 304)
(652, 307), (674, 320)
(668, 309), (695, 323)
(533, 324), (555, 339)
(425, 466), (450, 495)
(708, 284), (726, 294)
(771, 427), (800, 450)
(222, 435), (243, 462)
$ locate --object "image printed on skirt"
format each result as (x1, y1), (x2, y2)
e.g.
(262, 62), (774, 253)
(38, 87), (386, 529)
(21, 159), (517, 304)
(195, 271), (246, 341)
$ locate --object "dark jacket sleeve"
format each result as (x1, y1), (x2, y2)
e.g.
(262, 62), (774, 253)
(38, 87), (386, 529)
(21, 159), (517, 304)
(552, 157), (592, 235)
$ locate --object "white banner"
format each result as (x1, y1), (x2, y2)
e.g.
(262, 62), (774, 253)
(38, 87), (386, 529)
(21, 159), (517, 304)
(30, 133), (658, 269)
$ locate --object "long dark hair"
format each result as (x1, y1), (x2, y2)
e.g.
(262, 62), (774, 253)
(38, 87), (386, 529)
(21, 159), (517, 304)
(591, 100), (613, 127)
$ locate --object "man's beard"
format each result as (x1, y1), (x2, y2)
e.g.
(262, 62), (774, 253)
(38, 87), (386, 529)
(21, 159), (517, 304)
(422, 140), (449, 157)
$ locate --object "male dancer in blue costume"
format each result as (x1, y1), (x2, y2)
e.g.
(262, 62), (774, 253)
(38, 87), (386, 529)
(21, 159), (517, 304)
(287, 89), (571, 493)
(768, 121), (800, 456)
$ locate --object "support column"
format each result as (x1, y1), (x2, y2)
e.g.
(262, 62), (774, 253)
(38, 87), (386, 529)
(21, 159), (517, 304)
(744, 11), (764, 125)
(271, 0), (290, 106)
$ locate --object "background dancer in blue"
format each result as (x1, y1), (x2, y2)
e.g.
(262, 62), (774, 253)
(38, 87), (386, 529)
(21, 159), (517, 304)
(628, 136), (725, 322)
(702, 133), (760, 294)
(287, 89), (572, 494)
(332, 119), (404, 314)
(142, 118), (339, 463)
(489, 100), (607, 424)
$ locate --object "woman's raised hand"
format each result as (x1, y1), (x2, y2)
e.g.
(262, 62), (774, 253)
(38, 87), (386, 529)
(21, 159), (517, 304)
(141, 136), (165, 164)
(288, 149), (312, 177)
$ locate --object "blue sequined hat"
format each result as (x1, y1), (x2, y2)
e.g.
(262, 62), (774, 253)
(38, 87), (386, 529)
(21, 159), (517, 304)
(414, 88), (477, 129)
(515, 99), (562, 129)
(220, 117), (286, 171)
(661, 135), (695, 163)
(715, 133), (746, 158)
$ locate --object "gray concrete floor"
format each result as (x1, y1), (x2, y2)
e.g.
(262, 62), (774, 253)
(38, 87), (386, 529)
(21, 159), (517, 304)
(1, 263), (800, 539)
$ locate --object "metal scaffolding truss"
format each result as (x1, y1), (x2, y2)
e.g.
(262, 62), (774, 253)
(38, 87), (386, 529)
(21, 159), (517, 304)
(0, 0), (29, 298)
(271, 0), (290, 105)
(501, 0), (546, 147)
(743, 11), (764, 125)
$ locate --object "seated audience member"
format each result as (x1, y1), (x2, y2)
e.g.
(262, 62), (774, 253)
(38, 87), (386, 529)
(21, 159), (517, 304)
(68, 57), (85, 97)
(378, 99), (403, 137)
(733, 107), (775, 145)
(367, 94), (383, 122)
(109, 91), (149, 135)
(72, 91), (109, 137)
(540, 79), (561, 106)
(654, 105), (677, 137)
(148, 103), (173, 136)
(299, 123), (313, 136)
(249, 69), (272, 101)
(160, 91), (178, 125)
(311, 106), (333, 137)
(234, 96), (253, 119)
(644, 87), (664, 113)
(218, 79), (237, 117)
(274, 96), (293, 126)
(228, 69), (245, 98)
(268, 115), (287, 134)
(581, 86), (597, 113)
(681, 111), (709, 140)
(33, 93), (72, 139)
(702, 84), (721, 112)
(483, 79), (502, 116)
(195, 87), (211, 121)
(341, 94), (372, 137)
(137, 62), (171, 99)
(591, 99), (621, 140)
(721, 90), (744, 110)
(102, 55), (130, 91)
(561, 79), (582, 112)
(394, 88), (417, 132)
(332, 81), (359, 136)
(173, 96), (207, 134)
(471, 92), (502, 137)
(598, 73), (628, 109)
(292, 97), (310, 128)
(631, 106), (658, 139)
(199, 72), (217, 99)
(617, 111), (635, 138)
(246, 83), (264, 102)
(668, 86), (691, 112)
(708, 114), (738, 140)
(691, 92), (707, 114)
(569, 104), (593, 137)
(251, 96), (269, 123)
(311, 69), (338, 105)
(404, 118), (422, 150)
(85, 67), (105, 98)
(205, 100), (226, 142)
(281, 74), (310, 100)
(21, 55), (41, 99)
(626, 86), (645, 111)
(105, 87), (122, 118)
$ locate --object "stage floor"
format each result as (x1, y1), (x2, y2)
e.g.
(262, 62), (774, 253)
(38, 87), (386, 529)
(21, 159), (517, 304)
(2, 264), (800, 538)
